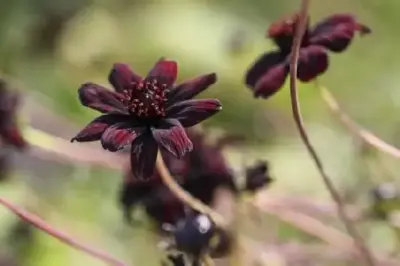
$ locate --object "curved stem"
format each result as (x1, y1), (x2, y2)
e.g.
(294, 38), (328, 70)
(319, 85), (400, 158)
(155, 152), (226, 227)
(0, 197), (128, 266)
(289, 1), (376, 266)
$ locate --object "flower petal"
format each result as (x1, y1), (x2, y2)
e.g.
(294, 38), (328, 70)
(309, 13), (371, 52)
(166, 99), (222, 127)
(152, 119), (193, 158)
(297, 46), (329, 82)
(130, 133), (158, 180)
(146, 58), (177, 87)
(108, 63), (142, 93)
(267, 13), (309, 53)
(245, 51), (285, 88)
(168, 73), (217, 104)
(101, 123), (145, 152)
(71, 114), (128, 143)
(254, 63), (289, 99)
(78, 83), (127, 114)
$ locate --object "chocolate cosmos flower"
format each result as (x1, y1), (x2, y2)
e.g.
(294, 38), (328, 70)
(0, 80), (27, 150)
(71, 59), (221, 179)
(245, 13), (371, 98)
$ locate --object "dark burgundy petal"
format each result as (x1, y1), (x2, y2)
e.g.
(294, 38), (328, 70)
(168, 73), (217, 104)
(166, 99), (222, 127)
(152, 119), (193, 158)
(297, 46), (329, 82)
(101, 123), (145, 152)
(78, 83), (128, 114)
(245, 51), (285, 88)
(71, 114), (128, 143)
(1, 125), (27, 150)
(253, 62), (289, 99)
(309, 13), (371, 52)
(146, 58), (177, 87)
(108, 63), (142, 93)
(130, 133), (159, 180)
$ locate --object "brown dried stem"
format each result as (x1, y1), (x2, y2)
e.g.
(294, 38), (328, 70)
(288, 1), (376, 265)
(0, 196), (128, 266)
(319, 84), (400, 158)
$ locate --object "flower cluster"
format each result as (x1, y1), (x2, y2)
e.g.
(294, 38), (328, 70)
(245, 13), (371, 99)
(61, 9), (374, 266)
(119, 129), (239, 226)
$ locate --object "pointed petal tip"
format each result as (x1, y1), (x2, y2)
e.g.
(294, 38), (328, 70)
(208, 72), (217, 82)
(108, 63), (142, 92)
(168, 72), (218, 103)
(357, 24), (372, 35)
(147, 59), (178, 87)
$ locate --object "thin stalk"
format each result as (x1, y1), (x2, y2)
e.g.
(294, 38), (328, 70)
(319, 84), (400, 158)
(155, 151), (226, 227)
(289, 1), (376, 265)
(0, 196), (128, 266)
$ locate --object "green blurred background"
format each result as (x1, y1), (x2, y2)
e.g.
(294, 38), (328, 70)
(1, 0), (400, 265)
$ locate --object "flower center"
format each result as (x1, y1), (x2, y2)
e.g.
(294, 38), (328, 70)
(122, 79), (168, 118)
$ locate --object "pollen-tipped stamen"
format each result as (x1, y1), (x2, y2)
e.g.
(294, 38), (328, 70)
(122, 79), (168, 118)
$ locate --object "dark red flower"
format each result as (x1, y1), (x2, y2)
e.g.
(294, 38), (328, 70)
(119, 129), (239, 225)
(0, 80), (27, 150)
(244, 160), (273, 193)
(71, 59), (221, 180)
(245, 13), (371, 98)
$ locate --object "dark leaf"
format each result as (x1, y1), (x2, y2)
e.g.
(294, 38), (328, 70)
(297, 46), (329, 82)
(78, 83), (127, 114)
(108, 63), (142, 93)
(146, 58), (177, 87)
(152, 119), (193, 158)
(167, 99), (222, 127)
(101, 123), (144, 152)
(254, 63), (289, 99)
(71, 114), (128, 142)
(245, 51), (284, 87)
(168, 73), (217, 103)
(130, 133), (158, 180)
(309, 13), (371, 52)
